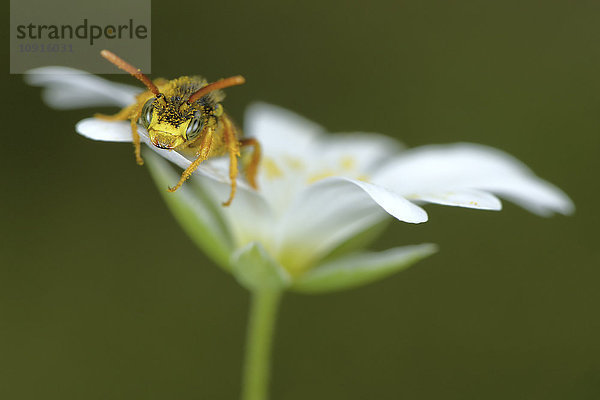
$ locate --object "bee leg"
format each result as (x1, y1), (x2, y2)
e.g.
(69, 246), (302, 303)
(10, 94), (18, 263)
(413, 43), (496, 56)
(130, 104), (144, 165)
(94, 103), (144, 165)
(239, 138), (261, 190)
(168, 128), (214, 193)
(221, 118), (241, 207)
(129, 119), (144, 165)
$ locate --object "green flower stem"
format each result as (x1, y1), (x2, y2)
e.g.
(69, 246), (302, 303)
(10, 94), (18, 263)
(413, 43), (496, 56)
(241, 289), (282, 400)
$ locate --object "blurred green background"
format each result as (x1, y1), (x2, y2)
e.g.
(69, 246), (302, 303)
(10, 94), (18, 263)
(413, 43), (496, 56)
(2, 1), (599, 399)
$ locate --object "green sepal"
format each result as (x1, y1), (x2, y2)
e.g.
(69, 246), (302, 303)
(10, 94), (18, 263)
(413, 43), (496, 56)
(291, 244), (438, 294)
(231, 242), (291, 292)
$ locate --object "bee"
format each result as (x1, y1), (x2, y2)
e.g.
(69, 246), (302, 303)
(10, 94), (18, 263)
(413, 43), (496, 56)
(95, 50), (260, 206)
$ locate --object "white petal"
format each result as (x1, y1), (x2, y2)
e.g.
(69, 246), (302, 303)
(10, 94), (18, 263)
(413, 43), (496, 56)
(411, 189), (502, 210)
(274, 177), (389, 270)
(487, 175), (574, 216)
(375, 143), (574, 216)
(244, 103), (329, 213)
(273, 176), (429, 273)
(314, 132), (403, 174)
(245, 102), (324, 158)
(75, 118), (132, 142)
(25, 66), (141, 109)
(332, 177), (429, 223)
(243, 104), (406, 217)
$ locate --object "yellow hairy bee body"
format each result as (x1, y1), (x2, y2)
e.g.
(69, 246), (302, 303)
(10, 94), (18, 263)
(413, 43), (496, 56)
(95, 50), (261, 206)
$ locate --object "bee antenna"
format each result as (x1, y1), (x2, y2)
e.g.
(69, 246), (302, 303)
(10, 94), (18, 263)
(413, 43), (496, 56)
(187, 76), (246, 104)
(100, 50), (160, 96)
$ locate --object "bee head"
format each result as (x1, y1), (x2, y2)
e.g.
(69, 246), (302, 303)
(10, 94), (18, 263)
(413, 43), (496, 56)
(140, 94), (210, 149)
(99, 49), (245, 150)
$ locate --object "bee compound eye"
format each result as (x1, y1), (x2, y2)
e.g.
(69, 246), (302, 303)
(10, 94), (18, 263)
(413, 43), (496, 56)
(141, 98), (155, 128)
(186, 114), (204, 139)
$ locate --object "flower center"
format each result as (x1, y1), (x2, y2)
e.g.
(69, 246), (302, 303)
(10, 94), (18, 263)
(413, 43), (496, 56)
(306, 155), (369, 184)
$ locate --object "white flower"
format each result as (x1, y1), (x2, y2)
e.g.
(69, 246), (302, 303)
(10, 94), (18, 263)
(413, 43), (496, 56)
(25, 67), (574, 293)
